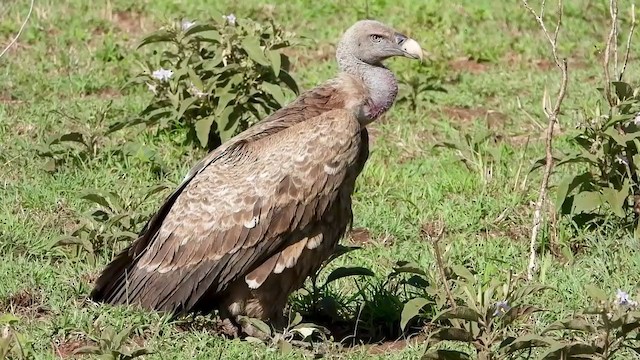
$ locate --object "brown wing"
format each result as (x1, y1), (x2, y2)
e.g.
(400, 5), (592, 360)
(90, 106), (364, 314)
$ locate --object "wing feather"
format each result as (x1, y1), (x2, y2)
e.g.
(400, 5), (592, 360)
(90, 74), (369, 315)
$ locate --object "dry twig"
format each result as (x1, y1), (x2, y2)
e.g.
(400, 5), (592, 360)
(520, 0), (569, 280)
(0, 0), (35, 60)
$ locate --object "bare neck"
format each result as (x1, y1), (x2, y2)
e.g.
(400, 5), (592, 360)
(338, 56), (398, 124)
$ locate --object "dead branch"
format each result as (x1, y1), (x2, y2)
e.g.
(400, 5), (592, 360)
(604, 0), (619, 106)
(618, 3), (637, 82)
(521, 0), (569, 281)
(0, 0), (35, 60)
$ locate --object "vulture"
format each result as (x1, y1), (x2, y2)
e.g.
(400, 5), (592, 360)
(90, 19), (423, 333)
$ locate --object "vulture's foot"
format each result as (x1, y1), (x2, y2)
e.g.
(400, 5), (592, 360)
(215, 317), (240, 338)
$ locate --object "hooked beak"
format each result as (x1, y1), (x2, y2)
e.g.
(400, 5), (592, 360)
(395, 34), (423, 61)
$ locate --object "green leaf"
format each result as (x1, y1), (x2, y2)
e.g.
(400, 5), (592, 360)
(499, 334), (553, 354)
(277, 338), (293, 354)
(324, 266), (374, 285)
(216, 106), (237, 143)
(239, 317), (272, 337)
(421, 350), (471, 360)
(183, 24), (217, 37)
(195, 116), (215, 147)
(80, 192), (112, 210)
(215, 92), (235, 114)
(73, 345), (102, 355)
(176, 97), (199, 120)
(585, 284), (608, 302)
(451, 265), (474, 282)
(429, 327), (474, 342)
(392, 261), (426, 276)
(278, 70), (299, 94)
(137, 30), (175, 49)
(261, 82), (287, 106)
(0, 314), (19, 325)
(555, 173), (592, 212)
(601, 181), (630, 218)
(43, 158), (56, 173)
(241, 37), (270, 66)
(501, 305), (543, 326)
(268, 50), (281, 77)
(187, 68), (204, 92)
(400, 297), (430, 330)
(434, 306), (482, 323)
(543, 318), (597, 334)
(572, 191), (603, 214)
(112, 326), (132, 349)
(56, 132), (86, 145)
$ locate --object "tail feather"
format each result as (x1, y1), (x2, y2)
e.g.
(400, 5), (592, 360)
(89, 247), (136, 304)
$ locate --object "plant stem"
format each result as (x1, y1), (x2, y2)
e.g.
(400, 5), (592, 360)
(521, 0), (569, 281)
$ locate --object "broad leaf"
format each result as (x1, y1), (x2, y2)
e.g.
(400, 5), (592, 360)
(138, 31), (174, 49)
(434, 306), (481, 323)
(601, 181), (630, 218)
(543, 318), (597, 334)
(261, 82), (287, 106)
(80, 191), (112, 210)
(584, 284), (608, 302)
(241, 37), (270, 66)
(400, 297), (431, 330)
(324, 266), (374, 285)
(268, 50), (281, 77)
(216, 106), (237, 143)
(451, 265), (474, 282)
(572, 191), (603, 215)
(499, 334), (553, 354)
(195, 116), (215, 147)
(429, 327), (474, 342)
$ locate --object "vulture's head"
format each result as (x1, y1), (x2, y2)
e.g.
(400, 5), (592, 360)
(336, 20), (423, 67)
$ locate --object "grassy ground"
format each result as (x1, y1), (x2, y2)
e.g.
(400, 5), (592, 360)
(1, 0), (640, 358)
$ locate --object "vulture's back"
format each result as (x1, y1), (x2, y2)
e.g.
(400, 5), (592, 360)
(90, 74), (372, 316)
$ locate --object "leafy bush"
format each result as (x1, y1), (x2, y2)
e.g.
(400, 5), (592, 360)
(553, 82), (640, 231)
(541, 285), (640, 359)
(112, 15), (300, 149)
(54, 185), (169, 263)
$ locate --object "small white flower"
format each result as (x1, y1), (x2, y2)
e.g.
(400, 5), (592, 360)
(181, 19), (196, 31)
(152, 68), (173, 82)
(633, 113), (640, 126)
(615, 155), (629, 166)
(147, 82), (157, 94)
(223, 13), (236, 25)
(188, 82), (206, 98)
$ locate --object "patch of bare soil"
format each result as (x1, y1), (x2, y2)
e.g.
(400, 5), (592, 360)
(364, 334), (427, 355)
(347, 228), (394, 247)
(443, 106), (508, 129)
(449, 57), (490, 74)
(52, 335), (95, 359)
(0, 93), (24, 105)
(502, 52), (589, 71)
(109, 10), (150, 35)
(1, 288), (49, 319)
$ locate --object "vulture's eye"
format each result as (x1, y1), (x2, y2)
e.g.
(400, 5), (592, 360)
(370, 34), (383, 43)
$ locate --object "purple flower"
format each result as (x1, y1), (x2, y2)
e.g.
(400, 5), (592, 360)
(615, 289), (638, 307)
(493, 300), (511, 316)
(152, 68), (173, 82)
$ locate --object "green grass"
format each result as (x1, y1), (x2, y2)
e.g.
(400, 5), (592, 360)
(1, 0), (640, 358)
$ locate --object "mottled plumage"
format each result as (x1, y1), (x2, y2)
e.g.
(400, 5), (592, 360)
(90, 19), (422, 330)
